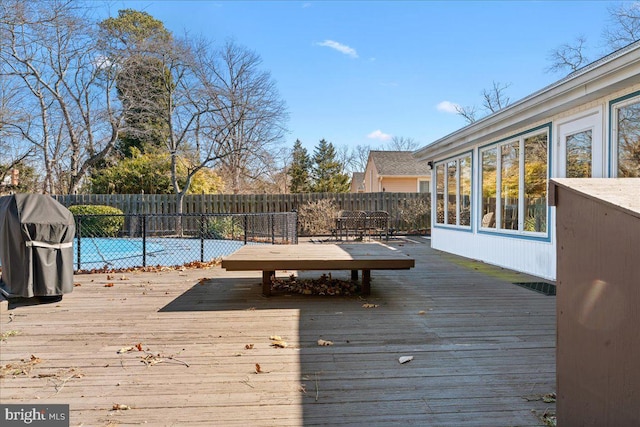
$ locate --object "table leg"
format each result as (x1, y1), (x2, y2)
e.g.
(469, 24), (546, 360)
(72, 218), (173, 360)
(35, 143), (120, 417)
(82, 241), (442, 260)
(262, 271), (274, 296)
(362, 270), (371, 295)
(351, 270), (359, 281)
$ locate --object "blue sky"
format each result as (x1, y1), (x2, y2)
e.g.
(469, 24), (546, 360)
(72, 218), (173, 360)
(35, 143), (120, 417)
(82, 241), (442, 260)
(102, 1), (616, 154)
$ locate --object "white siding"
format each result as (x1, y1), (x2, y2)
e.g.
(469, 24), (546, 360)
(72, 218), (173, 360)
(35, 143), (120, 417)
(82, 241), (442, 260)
(430, 214), (557, 280)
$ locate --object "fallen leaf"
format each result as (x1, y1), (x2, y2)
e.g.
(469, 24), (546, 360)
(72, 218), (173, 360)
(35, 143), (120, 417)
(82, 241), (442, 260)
(0, 330), (20, 341)
(269, 335), (282, 341)
(362, 303), (379, 308)
(398, 356), (414, 364)
(418, 310), (426, 315)
(73, 283), (82, 287)
(317, 339), (334, 346)
(117, 346), (134, 354)
(270, 340), (288, 348)
(112, 403), (130, 410)
(255, 363), (262, 374)
(106, 275), (114, 280)
(245, 344), (254, 350)
(104, 283), (114, 288)
(543, 392), (557, 403)
(135, 343), (143, 352)
(140, 354), (164, 366)
(120, 275), (129, 280)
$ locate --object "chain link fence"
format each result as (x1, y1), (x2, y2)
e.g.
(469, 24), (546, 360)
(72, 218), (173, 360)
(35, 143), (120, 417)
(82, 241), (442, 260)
(73, 212), (297, 272)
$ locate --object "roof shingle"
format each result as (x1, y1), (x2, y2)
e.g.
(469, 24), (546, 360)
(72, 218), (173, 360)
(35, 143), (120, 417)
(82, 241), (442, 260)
(369, 151), (430, 176)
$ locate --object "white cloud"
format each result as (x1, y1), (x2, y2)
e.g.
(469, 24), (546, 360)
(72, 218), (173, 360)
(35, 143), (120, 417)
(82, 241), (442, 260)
(316, 40), (358, 58)
(367, 129), (393, 141)
(302, 2), (312, 8)
(437, 101), (460, 114)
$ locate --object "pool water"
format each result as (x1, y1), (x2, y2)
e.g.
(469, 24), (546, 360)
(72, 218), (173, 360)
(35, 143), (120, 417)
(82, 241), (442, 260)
(73, 237), (249, 270)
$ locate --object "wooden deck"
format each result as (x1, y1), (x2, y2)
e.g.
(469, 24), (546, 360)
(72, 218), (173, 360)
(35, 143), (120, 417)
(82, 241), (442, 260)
(0, 238), (556, 426)
(221, 243), (415, 296)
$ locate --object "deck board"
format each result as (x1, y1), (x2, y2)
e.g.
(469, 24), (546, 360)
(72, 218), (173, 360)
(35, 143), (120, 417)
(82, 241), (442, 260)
(1, 238), (555, 426)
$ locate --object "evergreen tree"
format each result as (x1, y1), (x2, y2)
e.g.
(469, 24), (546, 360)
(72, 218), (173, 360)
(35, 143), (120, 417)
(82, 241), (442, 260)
(288, 139), (311, 193)
(311, 139), (350, 193)
(99, 9), (173, 157)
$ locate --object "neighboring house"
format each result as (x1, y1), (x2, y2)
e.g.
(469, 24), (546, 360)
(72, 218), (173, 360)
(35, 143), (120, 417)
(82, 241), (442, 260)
(0, 169), (19, 194)
(350, 172), (365, 193)
(414, 40), (640, 281)
(363, 151), (431, 193)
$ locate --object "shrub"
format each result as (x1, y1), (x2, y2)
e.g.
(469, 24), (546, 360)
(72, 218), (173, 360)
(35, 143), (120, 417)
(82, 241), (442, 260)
(206, 216), (243, 240)
(69, 205), (124, 237)
(297, 199), (339, 236)
(398, 198), (429, 233)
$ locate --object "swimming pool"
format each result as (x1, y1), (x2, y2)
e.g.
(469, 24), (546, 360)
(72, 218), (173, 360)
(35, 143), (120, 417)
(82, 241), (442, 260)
(73, 237), (251, 271)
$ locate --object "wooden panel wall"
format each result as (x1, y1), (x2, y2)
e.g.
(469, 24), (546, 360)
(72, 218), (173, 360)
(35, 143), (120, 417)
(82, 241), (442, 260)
(53, 193), (430, 232)
(554, 184), (640, 426)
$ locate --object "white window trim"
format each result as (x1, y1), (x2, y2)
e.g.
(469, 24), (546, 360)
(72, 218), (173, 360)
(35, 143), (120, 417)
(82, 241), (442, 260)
(555, 106), (604, 178)
(417, 179), (430, 193)
(610, 93), (640, 177)
(434, 152), (472, 229)
(479, 128), (548, 236)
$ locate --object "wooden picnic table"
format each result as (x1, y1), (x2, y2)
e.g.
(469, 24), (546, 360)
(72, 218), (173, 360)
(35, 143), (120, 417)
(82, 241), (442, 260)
(221, 243), (415, 296)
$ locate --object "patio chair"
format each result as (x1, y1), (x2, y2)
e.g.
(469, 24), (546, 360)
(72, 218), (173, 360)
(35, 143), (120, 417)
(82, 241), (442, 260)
(336, 210), (366, 241)
(481, 212), (495, 228)
(366, 211), (390, 241)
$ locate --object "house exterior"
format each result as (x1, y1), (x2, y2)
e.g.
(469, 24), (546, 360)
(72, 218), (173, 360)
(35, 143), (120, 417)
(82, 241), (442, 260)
(414, 41), (640, 280)
(362, 151), (431, 193)
(0, 169), (19, 194)
(350, 172), (365, 193)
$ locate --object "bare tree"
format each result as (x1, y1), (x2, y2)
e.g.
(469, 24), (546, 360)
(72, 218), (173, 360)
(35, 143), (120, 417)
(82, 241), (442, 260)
(455, 104), (479, 124)
(455, 82), (510, 124)
(604, 2), (640, 50)
(349, 144), (371, 172)
(548, 3), (640, 76)
(482, 81), (511, 113)
(0, 71), (34, 186)
(0, 0), (123, 194)
(210, 40), (288, 194)
(547, 36), (590, 74)
(386, 136), (419, 151)
(158, 37), (238, 216)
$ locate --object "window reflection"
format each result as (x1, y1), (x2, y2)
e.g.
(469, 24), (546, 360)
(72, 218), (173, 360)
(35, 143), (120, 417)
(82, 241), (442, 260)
(617, 101), (640, 177)
(524, 134), (547, 233)
(446, 160), (457, 225)
(566, 130), (592, 178)
(459, 155), (471, 226)
(481, 148), (497, 228)
(436, 164), (445, 224)
(500, 142), (519, 230)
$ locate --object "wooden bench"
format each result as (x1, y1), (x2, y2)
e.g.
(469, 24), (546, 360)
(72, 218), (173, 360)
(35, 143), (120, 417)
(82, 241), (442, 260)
(221, 243), (415, 296)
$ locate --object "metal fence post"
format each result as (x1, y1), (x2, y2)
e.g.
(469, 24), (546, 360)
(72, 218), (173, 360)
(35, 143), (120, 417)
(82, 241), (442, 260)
(76, 217), (82, 271)
(271, 214), (275, 244)
(244, 215), (248, 245)
(200, 214), (205, 262)
(142, 214), (147, 267)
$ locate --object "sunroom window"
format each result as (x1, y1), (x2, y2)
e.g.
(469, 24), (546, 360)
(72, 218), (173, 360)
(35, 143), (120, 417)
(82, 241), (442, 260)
(613, 95), (640, 177)
(435, 153), (472, 227)
(480, 128), (548, 234)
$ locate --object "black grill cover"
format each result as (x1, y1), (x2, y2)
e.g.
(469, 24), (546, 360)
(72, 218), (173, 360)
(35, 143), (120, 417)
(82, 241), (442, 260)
(0, 194), (75, 297)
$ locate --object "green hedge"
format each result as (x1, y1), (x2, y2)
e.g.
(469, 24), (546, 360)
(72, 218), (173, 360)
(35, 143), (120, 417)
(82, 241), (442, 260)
(69, 205), (124, 237)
